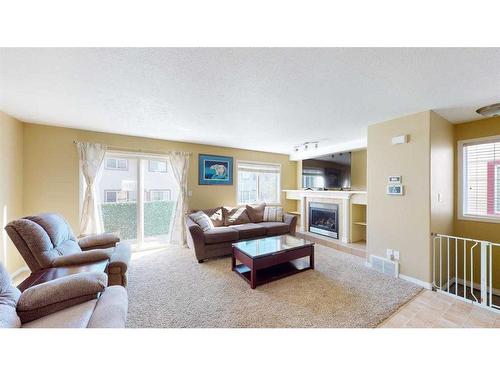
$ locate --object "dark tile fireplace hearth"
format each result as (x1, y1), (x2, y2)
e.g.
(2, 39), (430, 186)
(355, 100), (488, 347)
(308, 202), (339, 239)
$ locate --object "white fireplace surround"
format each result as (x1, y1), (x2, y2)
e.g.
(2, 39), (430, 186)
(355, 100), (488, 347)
(283, 190), (367, 243)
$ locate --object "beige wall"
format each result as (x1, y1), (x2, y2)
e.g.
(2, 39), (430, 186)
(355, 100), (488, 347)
(0, 112), (25, 274)
(454, 117), (500, 243)
(430, 111), (454, 236)
(367, 111), (432, 282)
(23, 123), (298, 231)
(351, 149), (367, 190)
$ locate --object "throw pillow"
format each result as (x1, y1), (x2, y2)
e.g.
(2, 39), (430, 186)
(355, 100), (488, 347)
(263, 206), (284, 222)
(189, 211), (215, 232)
(223, 206), (251, 226)
(202, 207), (224, 227)
(246, 203), (266, 223)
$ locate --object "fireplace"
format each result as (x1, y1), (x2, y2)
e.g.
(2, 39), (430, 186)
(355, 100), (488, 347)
(308, 202), (339, 239)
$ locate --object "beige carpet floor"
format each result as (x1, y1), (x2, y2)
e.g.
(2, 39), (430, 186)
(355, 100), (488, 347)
(126, 244), (421, 328)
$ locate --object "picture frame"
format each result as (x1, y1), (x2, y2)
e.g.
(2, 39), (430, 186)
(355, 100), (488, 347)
(198, 154), (233, 185)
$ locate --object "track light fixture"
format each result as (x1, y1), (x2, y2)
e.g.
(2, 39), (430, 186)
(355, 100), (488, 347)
(293, 141), (320, 153)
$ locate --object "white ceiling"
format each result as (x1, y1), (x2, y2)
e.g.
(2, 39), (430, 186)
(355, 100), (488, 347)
(1, 48), (500, 156)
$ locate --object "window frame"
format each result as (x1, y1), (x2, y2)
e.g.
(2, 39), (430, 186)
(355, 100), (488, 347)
(104, 190), (119, 203)
(148, 159), (168, 173)
(458, 135), (500, 223)
(236, 160), (281, 206)
(149, 189), (171, 202)
(105, 157), (129, 171)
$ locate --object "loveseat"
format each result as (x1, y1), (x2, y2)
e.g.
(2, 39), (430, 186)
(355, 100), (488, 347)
(186, 205), (297, 263)
(0, 263), (128, 328)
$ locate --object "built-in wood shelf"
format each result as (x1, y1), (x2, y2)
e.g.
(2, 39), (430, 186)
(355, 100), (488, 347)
(287, 211), (301, 216)
(353, 221), (367, 226)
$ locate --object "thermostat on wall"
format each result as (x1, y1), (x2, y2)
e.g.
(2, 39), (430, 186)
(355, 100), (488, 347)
(387, 184), (404, 195)
(388, 176), (402, 183)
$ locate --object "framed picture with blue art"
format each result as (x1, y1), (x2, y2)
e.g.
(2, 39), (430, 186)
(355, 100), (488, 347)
(198, 154), (233, 185)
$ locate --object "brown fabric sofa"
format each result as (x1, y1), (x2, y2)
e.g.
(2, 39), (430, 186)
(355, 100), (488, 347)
(186, 206), (297, 263)
(0, 263), (128, 328)
(5, 213), (131, 287)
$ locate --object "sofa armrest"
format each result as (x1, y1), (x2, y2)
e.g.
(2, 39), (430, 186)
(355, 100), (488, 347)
(78, 233), (120, 250)
(87, 285), (128, 328)
(51, 249), (111, 267)
(283, 214), (297, 235)
(17, 272), (107, 323)
(185, 216), (206, 261)
(108, 242), (131, 273)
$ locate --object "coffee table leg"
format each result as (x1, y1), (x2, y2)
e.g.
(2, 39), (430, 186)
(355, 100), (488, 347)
(250, 267), (256, 289)
(231, 247), (236, 271)
(310, 247), (315, 270)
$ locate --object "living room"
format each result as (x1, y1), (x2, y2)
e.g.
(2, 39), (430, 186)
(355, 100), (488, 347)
(2, 2), (500, 374)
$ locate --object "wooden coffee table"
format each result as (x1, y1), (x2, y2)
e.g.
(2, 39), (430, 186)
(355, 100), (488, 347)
(232, 235), (314, 289)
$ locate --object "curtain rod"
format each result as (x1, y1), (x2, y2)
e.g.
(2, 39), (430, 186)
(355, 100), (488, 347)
(73, 140), (192, 156)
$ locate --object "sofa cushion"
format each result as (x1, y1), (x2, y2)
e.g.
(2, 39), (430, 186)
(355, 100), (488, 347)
(223, 207), (251, 226)
(26, 213), (78, 248)
(256, 221), (290, 236)
(263, 206), (284, 222)
(189, 211), (215, 232)
(0, 264), (21, 328)
(246, 203), (266, 223)
(229, 223), (267, 239)
(17, 271), (108, 323)
(203, 227), (239, 244)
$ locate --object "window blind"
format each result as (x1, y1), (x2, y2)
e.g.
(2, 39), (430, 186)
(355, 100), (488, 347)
(236, 162), (281, 174)
(462, 138), (500, 218)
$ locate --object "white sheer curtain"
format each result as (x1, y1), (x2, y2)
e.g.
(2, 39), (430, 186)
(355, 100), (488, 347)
(169, 151), (190, 245)
(76, 142), (107, 236)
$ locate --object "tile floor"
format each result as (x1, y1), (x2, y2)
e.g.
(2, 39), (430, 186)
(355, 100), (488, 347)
(380, 289), (500, 328)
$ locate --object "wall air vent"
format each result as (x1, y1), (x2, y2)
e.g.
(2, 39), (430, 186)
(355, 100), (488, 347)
(370, 255), (399, 278)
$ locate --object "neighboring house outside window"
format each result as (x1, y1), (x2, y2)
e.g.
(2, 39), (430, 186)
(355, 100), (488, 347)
(148, 189), (171, 201)
(104, 190), (129, 203)
(105, 158), (128, 171)
(148, 160), (168, 173)
(237, 161), (281, 205)
(460, 136), (500, 222)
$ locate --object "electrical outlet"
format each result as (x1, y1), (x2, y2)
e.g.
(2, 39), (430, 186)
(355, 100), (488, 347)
(386, 249), (394, 260)
(393, 250), (400, 261)
(188, 190), (193, 197)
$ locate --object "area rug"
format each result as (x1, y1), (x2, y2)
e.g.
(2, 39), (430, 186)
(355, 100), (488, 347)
(126, 244), (421, 328)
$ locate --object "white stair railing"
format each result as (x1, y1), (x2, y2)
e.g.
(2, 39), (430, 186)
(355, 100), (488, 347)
(432, 233), (500, 312)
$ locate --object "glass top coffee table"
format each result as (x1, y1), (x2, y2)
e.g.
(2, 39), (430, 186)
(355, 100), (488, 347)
(231, 235), (315, 289)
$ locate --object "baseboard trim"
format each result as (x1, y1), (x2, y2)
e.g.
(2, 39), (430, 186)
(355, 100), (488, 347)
(10, 266), (29, 279)
(398, 273), (432, 290)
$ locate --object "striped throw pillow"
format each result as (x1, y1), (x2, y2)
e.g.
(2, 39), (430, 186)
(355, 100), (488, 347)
(263, 206), (284, 222)
(190, 211), (215, 232)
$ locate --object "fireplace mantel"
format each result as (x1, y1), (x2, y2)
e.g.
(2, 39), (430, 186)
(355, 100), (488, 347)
(283, 189), (367, 243)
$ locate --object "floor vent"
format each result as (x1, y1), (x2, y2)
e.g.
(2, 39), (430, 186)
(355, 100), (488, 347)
(370, 255), (399, 277)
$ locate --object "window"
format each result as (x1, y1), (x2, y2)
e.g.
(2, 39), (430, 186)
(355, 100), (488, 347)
(104, 190), (129, 203)
(148, 160), (167, 173)
(237, 161), (281, 204)
(148, 189), (171, 201)
(459, 136), (500, 222)
(105, 158), (128, 171)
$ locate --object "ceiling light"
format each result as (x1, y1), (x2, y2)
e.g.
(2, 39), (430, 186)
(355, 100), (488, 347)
(476, 103), (500, 117)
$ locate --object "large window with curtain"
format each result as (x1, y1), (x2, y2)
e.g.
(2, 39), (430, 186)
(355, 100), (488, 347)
(459, 136), (500, 222)
(237, 161), (281, 205)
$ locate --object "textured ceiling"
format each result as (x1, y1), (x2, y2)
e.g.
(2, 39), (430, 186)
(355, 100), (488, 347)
(1, 48), (500, 155)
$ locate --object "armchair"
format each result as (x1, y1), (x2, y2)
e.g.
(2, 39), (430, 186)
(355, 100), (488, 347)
(0, 263), (128, 328)
(5, 213), (131, 287)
